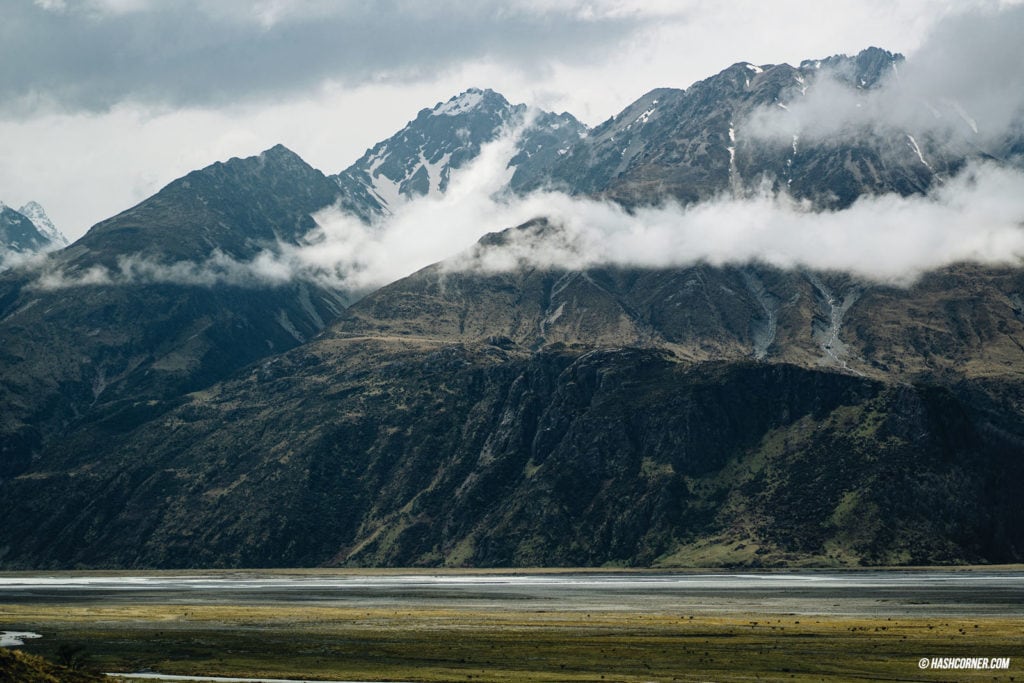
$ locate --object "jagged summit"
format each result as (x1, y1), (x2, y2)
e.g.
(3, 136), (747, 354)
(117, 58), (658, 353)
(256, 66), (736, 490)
(18, 201), (67, 247)
(532, 46), (944, 208)
(801, 46), (904, 89)
(329, 88), (523, 217)
(330, 88), (586, 219)
(323, 46), (926, 223)
(430, 87), (505, 117)
(257, 143), (312, 168)
(0, 200), (65, 258)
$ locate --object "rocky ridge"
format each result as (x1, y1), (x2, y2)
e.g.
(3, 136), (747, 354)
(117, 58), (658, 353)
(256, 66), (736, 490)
(0, 47), (1022, 569)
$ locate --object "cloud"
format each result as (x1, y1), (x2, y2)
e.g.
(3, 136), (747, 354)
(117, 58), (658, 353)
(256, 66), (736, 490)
(30, 128), (1024, 293)
(742, 4), (1024, 151)
(1, 1), (652, 115)
(8, 0), (1016, 244)
(298, 127), (1024, 289)
(0, 231), (68, 275)
(0, 249), (49, 274)
(28, 249), (297, 290)
(448, 161), (1024, 284)
(29, 117), (532, 291)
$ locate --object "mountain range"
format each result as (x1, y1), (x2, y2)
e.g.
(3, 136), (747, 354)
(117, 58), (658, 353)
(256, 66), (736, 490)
(1, 47), (1022, 569)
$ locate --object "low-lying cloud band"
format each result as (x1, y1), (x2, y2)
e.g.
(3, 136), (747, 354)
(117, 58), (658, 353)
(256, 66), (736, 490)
(25, 133), (1024, 293)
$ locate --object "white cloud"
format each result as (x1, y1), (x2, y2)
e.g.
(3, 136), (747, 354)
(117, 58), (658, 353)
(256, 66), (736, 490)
(0, 249), (50, 274)
(0, 81), (464, 241)
(6, 0), (1024, 247)
(29, 131), (1024, 292)
(743, 3), (1024, 150)
(448, 161), (1024, 284)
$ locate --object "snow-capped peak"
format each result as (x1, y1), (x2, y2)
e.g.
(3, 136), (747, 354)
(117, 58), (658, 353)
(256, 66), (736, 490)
(18, 201), (68, 247)
(433, 89), (487, 117)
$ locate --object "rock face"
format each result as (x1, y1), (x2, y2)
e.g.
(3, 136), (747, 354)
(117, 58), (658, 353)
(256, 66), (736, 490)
(331, 88), (585, 220)
(0, 48), (1023, 570)
(17, 202), (67, 248)
(0, 145), (348, 473)
(0, 203), (60, 258)
(2, 331), (1020, 569)
(3, 238), (1023, 568)
(76, 144), (341, 263)
(526, 47), (998, 208)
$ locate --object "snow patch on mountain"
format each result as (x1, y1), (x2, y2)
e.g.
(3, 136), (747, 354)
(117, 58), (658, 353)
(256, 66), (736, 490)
(366, 149), (390, 177)
(951, 102), (979, 134)
(434, 89), (485, 116)
(368, 171), (403, 212)
(19, 201), (68, 247)
(906, 134), (936, 177)
(332, 89), (587, 220)
(1, 200), (66, 271)
(634, 105), (657, 125)
(422, 152), (453, 195)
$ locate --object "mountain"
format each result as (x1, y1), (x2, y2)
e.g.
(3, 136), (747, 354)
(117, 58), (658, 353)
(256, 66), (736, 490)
(325, 47), (988, 223)
(1, 204), (48, 255)
(75, 144), (339, 263)
(331, 88), (585, 220)
(0, 202), (61, 259)
(338, 220), (1024, 381)
(0, 145), (347, 473)
(3, 230), (1021, 568)
(17, 201), (67, 248)
(525, 48), (979, 208)
(0, 48), (1023, 570)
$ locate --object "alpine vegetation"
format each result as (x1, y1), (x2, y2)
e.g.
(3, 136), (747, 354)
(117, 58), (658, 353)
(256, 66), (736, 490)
(1, 14), (1023, 571)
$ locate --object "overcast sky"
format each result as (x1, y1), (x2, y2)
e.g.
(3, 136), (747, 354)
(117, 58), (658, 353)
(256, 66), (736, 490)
(1, 0), (1020, 240)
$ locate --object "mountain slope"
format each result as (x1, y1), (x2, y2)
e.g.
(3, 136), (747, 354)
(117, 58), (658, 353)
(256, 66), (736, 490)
(0, 146), (347, 474)
(1, 48), (1023, 571)
(75, 144), (339, 263)
(2, 305), (1020, 569)
(336, 220), (1024, 381)
(3, 220), (1022, 568)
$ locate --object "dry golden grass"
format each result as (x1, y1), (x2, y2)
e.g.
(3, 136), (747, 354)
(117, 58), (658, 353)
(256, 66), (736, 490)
(4, 600), (1022, 682)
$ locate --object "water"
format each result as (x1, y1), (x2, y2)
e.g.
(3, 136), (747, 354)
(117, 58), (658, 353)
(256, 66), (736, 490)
(0, 630), (42, 646)
(1, 570), (1022, 617)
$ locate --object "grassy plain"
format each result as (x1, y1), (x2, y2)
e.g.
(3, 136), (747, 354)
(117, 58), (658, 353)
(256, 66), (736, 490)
(4, 599), (1023, 682)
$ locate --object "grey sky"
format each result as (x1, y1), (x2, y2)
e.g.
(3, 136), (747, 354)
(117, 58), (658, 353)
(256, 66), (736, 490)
(1, 1), (649, 114)
(1, 0), (1020, 240)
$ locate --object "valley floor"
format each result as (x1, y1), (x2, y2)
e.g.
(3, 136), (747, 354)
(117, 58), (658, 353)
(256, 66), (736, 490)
(1, 569), (1022, 682)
